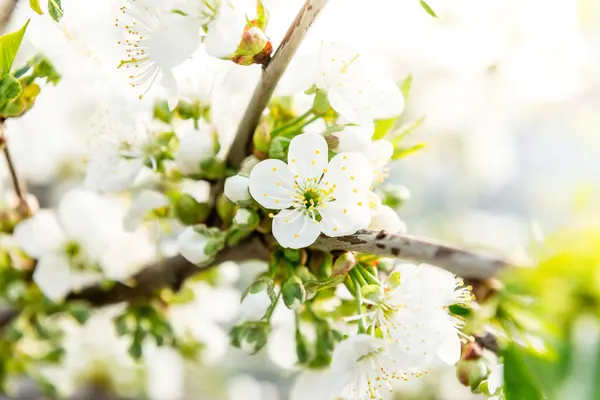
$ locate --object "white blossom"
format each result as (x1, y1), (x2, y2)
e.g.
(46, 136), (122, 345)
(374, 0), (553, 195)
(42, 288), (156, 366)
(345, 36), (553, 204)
(249, 133), (373, 249)
(176, 227), (212, 264)
(123, 190), (169, 231)
(224, 174), (251, 203)
(369, 204), (407, 234)
(115, 0), (201, 107)
(174, 120), (216, 175)
(204, 2), (247, 59)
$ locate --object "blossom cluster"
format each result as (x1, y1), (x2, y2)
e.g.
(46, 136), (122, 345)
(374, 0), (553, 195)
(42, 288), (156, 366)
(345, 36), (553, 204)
(0, 0), (507, 398)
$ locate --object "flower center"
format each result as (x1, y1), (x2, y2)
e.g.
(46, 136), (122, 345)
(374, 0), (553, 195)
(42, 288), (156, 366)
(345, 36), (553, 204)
(302, 188), (321, 209)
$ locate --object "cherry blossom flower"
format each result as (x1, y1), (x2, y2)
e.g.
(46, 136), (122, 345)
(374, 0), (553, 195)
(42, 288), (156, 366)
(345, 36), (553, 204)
(115, 0), (201, 108)
(249, 133), (373, 249)
(174, 120), (216, 175)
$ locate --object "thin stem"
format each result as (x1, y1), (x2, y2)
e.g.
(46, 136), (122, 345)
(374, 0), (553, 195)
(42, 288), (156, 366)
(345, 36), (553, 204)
(270, 110), (312, 137)
(350, 272), (366, 334)
(263, 292), (281, 321)
(0, 121), (28, 212)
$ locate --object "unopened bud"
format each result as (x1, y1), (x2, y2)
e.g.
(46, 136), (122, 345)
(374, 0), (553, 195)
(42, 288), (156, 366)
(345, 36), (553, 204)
(173, 194), (210, 225)
(253, 122), (271, 155)
(240, 155), (261, 174)
(232, 27), (272, 66)
(230, 321), (270, 354)
(177, 227), (218, 264)
(456, 359), (489, 389)
(282, 276), (306, 310)
(376, 258), (395, 272)
(312, 89), (330, 115)
(233, 208), (259, 230)
(224, 175), (251, 204)
(332, 252), (358, 276)
(324, 134), (339, 150)
(462, 342), (485, 361)
(216, 194), (236, 225)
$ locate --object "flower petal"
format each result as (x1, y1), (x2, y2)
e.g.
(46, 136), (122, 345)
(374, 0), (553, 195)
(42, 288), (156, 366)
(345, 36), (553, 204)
(124, 190), (169, 231)
(205, 6), (245, 59)
(249, 159), (295, 210)
(161, 69), (179, 111)
(84, 140), (144, 192)
(335, 124), (373, 153)
(370, 205), (407, 234)
(436, 327), (461, 365)
(12, 210), (65, 258)
(322, 152), (373, 199)
(33, 254), (73, 301)
(365, 139), (394, 171)
(272, 209), (321, 249)
(320, 201), (370, 237)
(287, 133), (329, 181)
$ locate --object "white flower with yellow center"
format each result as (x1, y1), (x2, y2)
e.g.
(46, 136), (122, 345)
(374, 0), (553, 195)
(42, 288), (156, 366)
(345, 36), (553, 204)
(115, 0), (201, 107)
(249, 133), (373, 249)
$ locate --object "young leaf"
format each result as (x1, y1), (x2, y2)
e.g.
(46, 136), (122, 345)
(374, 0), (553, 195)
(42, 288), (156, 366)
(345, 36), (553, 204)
(503, 344), (546, 400)
(48, 0), (63, 22)
(29, 0), (43, 14)
(0, 20), (30, 77)
(420, 0), (437, 18)
(372, 118), (397, 140)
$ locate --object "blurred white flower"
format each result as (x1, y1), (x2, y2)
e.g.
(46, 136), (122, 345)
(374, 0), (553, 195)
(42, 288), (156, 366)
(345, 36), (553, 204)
(176, 227), (213, 264)
(174, 120), (216, 175)
(369, 204), (407, 234)
(249, 133), (373, 249)
(487, 363), (504, 396)
(204, 1), (247, 59)
(115, 0), (201, 107)
(224, 174), (252, 203)
(240, 289), (271, 321)
(123, 190), (169, 231)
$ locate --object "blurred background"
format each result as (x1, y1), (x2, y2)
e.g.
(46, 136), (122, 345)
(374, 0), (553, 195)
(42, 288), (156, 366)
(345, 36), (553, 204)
(1, 0), (600, 399)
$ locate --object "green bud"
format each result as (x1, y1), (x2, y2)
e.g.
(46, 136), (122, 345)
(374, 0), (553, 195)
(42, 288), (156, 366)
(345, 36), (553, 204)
(233, 208), (260, 230)
(216, 194), (236, 226)
(253, 122), (271, 155)
(232, 27), (273, 66)
(324, 134), (339, 150)
(268, 136), (291, 161)
(295, 266), (316, 283)
(377, 258), (395, 273)
(173, 194), (210, 225)
(282, 276), (306, 310)
(240, 155), (261, 174)
(230, 321), (270, 354)
(283, 248), (301, 263)
(456, 359), (489, 389)
(295, 326), (310, 365)
(379, 184), (411, 209)
(332, 252), (358, 276)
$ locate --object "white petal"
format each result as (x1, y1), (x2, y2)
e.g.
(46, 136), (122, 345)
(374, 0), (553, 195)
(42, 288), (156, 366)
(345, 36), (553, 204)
(204, 6), (245, 59)
(224, 175), (251, 203)
(328, 88), (366, 125)
(240, 290), (272, 321)
(322, 152), (373, 199)
(175, 124), (215, 175)
(436, 328), (462, 365)
(487, 364), (504, 394)
(181, 179), (211, 203)
(366, 140), (394, 171)
(147, 14), (201, 69)
(177, 228), (211, 264)
(57, 189), (109, 260)
(161, 69), (179, 111)
(330, 334), (385, 372)
(287, 133), (329, 181)
(290, 370), (337, 400)
(320, 202), (370, 237)
(33, 254), (74, 301)
(12, 210), (65, 258)
(335, 124), (373, 153)
(124, 190), (169, 231)
(145, 346), (184, 400)
(272, 209), (321, 249)
(249, 159), (295, 210)
(370, 205), (407, 234)
(84, 141), (143, 192)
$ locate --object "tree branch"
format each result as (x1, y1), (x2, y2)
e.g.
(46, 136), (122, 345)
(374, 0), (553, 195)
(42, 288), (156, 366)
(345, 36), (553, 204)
(0, 238), (269, 329)
(311, 230), (513, 279)
(226, 0), (330, 169)
(0, 121), (30, 214)
(0, 0), (18, 33)
(67, 237), (269, 307)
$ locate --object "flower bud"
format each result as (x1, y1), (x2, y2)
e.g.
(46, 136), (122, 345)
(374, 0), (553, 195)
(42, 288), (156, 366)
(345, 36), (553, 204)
(224, 175), (251, 203)
(241, 277), (274, 320)
(176, 226), (224, 264)
(253, 122), (271, 155)
(456, 358), (489, 389)
(233, 208), (259, 230)
(332, 252), (358, 276)
(282, 276), (306, 310)
(230, 321), (270, 355)
(379, 184), (411, 209)
(216, 194), (237, 225)
(173, 194), (210, 226)
(240, 155), (261, 174)
(232, 27), (272, 66)
(324, 134), (339, 150)
(377, 258), (395, 272)
(175, 124), (216, 175)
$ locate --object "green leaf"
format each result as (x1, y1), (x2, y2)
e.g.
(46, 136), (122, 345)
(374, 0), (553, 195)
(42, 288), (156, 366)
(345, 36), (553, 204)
(0, 75), (22, 101)
(400, 75), (412, 100)
(373, 118), (397, 140)
(392, 143), (426, 160)
(503, 344), (546, 400)
(420, 0), (437, 17)
(0, 20), (30, 77)
(256, 0), (269, 30)
(390, 116), (426, 145)
(29, 0), (43, 14)
(48, 0), (63, 22)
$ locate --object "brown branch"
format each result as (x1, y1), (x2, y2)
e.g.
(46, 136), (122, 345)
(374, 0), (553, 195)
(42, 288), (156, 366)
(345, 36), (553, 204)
(0, 238), (269, 329)
(311, 230), (513, 279)
(67, 237), (269, 307)
(226, 0), (330, 169)
(0, 121), (30, 214)
(0, 0), (18, 33)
